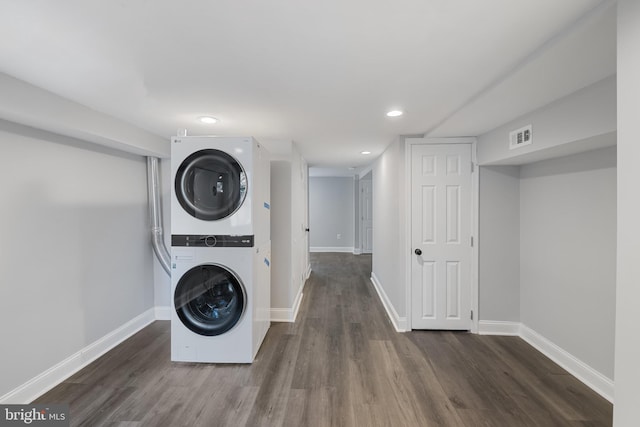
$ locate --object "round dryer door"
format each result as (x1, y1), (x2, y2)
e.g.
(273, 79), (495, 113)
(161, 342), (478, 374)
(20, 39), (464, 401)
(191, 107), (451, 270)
(175, 149), (247, 221)
(174, 264), (246, 336)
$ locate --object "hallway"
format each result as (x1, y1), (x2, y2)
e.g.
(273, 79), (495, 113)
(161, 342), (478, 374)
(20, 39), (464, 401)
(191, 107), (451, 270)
(36, 253), (612, 426)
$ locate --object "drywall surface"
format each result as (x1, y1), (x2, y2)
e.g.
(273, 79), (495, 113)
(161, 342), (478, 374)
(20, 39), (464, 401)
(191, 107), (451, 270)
(520, 147), (616, 380)
(372, 138), (406, 317)
(269, 143), (309, 312)
(478, 75), (616, 165)
(614, 1), (640, 424)
(270, 161), (293, 308)
(0, 72), (168, 158)
(0, 120), (154, 398)
(478, 166), (520, 321)
(309, 177), (354, 250)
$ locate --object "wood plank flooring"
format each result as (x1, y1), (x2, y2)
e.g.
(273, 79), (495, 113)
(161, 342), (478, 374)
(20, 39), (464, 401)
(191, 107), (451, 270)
(35, 253), (613, 426)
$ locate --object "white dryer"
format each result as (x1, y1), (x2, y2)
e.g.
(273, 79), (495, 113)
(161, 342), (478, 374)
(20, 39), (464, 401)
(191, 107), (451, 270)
(171, 238), (271, 363)
(171, 136), (270, 241)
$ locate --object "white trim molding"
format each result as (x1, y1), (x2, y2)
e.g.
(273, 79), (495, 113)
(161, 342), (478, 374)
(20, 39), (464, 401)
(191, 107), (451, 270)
(477, 321), (614, 403)
(271, 273), (308, 323)
(270, 307), (296, 323)
(478, 320), (521, 336)
(0, 308), (157, 404)
(370, 273), (408, 332)
(519, 324), (614, 403)
(310, 246), (354, 253)
(270, 290), (304, 323)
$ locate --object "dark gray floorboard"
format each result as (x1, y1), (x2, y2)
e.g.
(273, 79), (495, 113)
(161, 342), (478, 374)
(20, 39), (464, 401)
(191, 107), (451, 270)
(34, 253), (613, 426)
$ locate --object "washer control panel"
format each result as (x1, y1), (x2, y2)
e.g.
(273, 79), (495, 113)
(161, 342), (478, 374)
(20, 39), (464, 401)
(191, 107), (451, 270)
(171, 234), (254, 247)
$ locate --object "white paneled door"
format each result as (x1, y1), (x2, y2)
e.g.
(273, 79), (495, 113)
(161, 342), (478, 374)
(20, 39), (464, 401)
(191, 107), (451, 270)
(360, 179), (373, 253)
(411, 144), (472, 330)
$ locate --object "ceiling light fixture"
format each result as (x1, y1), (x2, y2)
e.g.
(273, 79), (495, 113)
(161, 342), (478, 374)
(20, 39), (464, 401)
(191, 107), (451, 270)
(386, 110), (403, 117)
(198, 116), (219, 124)
(361, 151), (371, 155)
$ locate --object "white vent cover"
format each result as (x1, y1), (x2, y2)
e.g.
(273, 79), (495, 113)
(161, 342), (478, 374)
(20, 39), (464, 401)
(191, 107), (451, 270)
(509, 125), (532, 150)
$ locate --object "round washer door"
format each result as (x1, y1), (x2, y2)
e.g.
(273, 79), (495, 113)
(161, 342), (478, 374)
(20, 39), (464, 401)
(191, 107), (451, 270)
(174, 264), (246, 336)
(175, 149), (247, 221)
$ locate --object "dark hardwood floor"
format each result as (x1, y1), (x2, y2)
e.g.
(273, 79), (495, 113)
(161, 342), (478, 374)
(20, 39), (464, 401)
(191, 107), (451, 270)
(35, 253), (613, 426)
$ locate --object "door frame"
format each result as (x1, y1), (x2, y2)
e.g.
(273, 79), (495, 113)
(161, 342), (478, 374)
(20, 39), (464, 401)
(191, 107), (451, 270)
(355, 166), (373, 255)
(403, 137), (479, 333)
(359, 173), (373, 254)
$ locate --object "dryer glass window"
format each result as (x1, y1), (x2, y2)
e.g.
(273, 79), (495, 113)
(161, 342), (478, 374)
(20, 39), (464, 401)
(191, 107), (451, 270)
(174, 264), (245, 336)
(175, 149), (247, 220)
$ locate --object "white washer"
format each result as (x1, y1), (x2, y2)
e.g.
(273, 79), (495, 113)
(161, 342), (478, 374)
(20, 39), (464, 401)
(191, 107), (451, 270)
(171, 240), (271, 363)
(171, 136), (270, 241)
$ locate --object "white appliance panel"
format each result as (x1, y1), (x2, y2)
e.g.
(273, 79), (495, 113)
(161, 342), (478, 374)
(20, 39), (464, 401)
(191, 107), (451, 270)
(170, 245), (271, 363)
(171, 136), (270, 242)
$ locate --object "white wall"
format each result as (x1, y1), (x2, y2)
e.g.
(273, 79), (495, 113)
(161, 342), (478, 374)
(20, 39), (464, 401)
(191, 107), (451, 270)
(309, 177), (354, 250)
(473, 62), (618, 400)
(0, 120), (154, 399)
(269, 143), (309, 319)
(478, 75), (616, 166)
(0, 72), (168, 158)
(372, 138), (406, 317)
(614, 1), (640, 424)
(520, 147), (616, 380)
(270, 160), (293, 309)
(478, 166), (520, 322)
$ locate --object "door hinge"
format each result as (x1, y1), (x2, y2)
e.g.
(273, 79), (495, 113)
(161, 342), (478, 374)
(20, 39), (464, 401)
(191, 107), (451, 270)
(471, 162), (475, 173)
(470, 236), (474, 247)
(471, 310), (474, 320)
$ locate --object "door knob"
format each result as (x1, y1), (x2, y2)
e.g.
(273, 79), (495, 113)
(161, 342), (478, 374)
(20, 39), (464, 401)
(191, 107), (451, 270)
(414, 248), (422, 256)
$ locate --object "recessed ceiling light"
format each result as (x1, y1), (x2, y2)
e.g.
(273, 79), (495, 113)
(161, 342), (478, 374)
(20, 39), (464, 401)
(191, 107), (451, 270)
(386, 110), (403, 117)
(361, 151), (371, 155)
(198, 116), (219, 124)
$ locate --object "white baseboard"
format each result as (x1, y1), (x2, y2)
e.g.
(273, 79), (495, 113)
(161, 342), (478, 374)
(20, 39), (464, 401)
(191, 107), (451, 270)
(270, 292), (304, 323)
(305, 263), (312, 279)
(519, 324), (614, 403)
(478, 320), (521, 336)
(155, 306), (171, 320)
(478, 320), (614, 403)
(0, 308), (157, 404)
(370, 273), (407, 332)
(310, 246), (354, 253)
(270, 308), (293, 322)
(271, 276), (306, 323)
(290, 282), (305, 322)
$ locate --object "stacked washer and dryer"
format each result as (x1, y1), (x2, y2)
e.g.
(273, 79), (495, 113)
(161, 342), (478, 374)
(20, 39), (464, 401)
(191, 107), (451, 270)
(170, 136), (271, 363)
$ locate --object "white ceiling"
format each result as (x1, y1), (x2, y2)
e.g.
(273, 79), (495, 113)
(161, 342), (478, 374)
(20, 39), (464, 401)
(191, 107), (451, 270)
(0, 0), (615, 168)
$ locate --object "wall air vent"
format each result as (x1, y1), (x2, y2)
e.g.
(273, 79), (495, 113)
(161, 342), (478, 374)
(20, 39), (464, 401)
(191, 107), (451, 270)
(509, 124), (533, 150)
